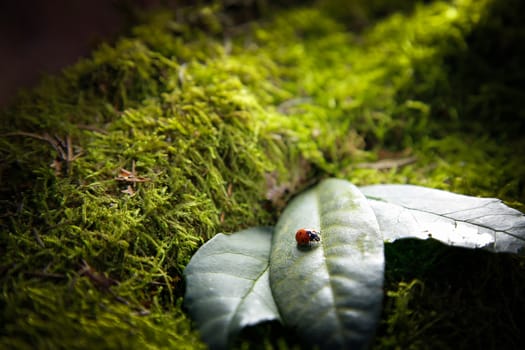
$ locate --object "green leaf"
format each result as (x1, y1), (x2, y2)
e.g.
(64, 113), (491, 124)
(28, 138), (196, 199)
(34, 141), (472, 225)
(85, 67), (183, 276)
(183, 227), (280, 349)
(360, 184), (525, 253)
(270, 179), (384, 350)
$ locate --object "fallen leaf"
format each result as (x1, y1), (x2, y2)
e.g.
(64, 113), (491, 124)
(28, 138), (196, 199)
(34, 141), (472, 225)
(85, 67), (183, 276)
(360, 184), (525, 253)
(184, 227), (279, 349)
(270, 179), (384, 350)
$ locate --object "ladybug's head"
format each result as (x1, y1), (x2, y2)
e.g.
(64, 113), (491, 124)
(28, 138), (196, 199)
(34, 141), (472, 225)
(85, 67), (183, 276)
(306, 229), (321, 242)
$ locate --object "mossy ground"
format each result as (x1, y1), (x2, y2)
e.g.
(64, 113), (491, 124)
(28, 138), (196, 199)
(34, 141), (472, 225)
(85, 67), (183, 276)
(1, 0), (524, 349)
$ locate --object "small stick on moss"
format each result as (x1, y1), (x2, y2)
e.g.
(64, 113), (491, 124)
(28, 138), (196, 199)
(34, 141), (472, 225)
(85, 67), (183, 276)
(5, 132), (66, 159)
(4, 132), (83, 175)
(277, 97), (313, 114)
(133, 309), (151, 316)
(79, 259), (119, 291)
(32, 228), (45, 248)
(356, 156), (417, 170)
(115, 160), (150, 183)
(116, 168), (150, 183)
(77, 124), (108, 134)
(121, 185), (136, 196)
(178, 63), (187, 87)
(26, 271), (66, 279)
(78, 260), (131, 306)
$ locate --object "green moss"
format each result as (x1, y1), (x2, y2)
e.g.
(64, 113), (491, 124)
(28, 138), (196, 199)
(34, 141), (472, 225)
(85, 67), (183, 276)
(377, 240), (525, 350)
(1, 0), (524, 348)
(1, 278), (204, 349)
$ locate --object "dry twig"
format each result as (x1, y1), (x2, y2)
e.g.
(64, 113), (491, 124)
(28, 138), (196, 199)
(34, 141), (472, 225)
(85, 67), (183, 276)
(356, 156), (417, 170)
(5, 132), (83, 175)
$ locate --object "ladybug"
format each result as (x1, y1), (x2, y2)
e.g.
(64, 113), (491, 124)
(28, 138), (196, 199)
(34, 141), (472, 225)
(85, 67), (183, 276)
(295, 228), (321, 246)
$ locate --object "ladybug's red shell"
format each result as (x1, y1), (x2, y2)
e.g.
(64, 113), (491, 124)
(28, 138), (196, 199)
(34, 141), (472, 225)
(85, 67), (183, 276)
(295, 228), (321, 246)
(295, 228), (311, 246)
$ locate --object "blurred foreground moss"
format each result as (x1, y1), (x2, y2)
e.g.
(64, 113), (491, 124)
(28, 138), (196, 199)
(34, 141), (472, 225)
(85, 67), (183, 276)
(1, 0), (524, 348)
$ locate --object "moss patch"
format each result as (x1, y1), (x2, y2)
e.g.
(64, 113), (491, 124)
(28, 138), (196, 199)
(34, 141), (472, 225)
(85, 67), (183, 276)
(1, 0), (524, 348)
